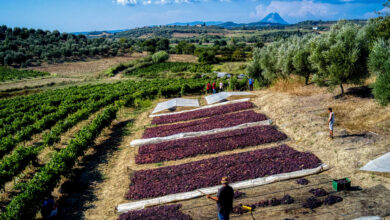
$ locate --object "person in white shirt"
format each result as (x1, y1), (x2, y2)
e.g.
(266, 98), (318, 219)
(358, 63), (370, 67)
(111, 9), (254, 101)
(328, 107), (335, 139)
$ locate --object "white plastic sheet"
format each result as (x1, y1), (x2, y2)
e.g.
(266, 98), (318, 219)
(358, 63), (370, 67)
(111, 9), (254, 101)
(130, 120), (272, 146)
(360, 152), (390, 173)
(150, 98), (250, 118)
(116, 164), (329, 213)
(216, 72), (231, 78)
(152, 98), (199, 114)
(205, 92), (253, 105)
(353, 217), (382, 220)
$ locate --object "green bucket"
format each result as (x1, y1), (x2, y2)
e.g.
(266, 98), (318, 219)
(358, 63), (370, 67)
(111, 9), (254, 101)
(332, 178), (351, 191)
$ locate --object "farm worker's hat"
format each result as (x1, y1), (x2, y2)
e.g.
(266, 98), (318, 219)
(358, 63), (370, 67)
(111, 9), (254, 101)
(221, 176), (229, 184)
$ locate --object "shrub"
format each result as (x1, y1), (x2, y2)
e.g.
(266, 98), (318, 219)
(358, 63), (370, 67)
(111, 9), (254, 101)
(152, 51), (169, 64)
(198, 50), (217, 64)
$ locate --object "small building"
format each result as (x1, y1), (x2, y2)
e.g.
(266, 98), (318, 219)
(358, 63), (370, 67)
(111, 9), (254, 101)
(313, 26), (319, 31)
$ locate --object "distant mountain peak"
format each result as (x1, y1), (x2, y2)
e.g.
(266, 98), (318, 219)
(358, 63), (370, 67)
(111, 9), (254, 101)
(261, 12), (288, 25)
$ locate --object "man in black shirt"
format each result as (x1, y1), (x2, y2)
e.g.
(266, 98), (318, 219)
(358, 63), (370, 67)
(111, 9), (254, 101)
(206, 176), (234, 220)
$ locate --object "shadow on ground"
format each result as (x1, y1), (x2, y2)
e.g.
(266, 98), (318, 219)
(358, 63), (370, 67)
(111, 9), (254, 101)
(55, 119), (133, 220)
(346, 86), (374, 99)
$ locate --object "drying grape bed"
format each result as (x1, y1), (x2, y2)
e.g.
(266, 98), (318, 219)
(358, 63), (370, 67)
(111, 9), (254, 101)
(136, 125), (287, 164)
(117, 204), (191, 220)
(151, 101), (254, 125)
(142, 110), (267, 138)
(126, 145), (322, 200)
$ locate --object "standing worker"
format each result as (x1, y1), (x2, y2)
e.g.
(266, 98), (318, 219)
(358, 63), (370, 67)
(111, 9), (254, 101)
(219, 81), (224, 92)
(328, 107), (335, 139)
(248, 78), (254, 91)
(206, 82), (211, 94)
(212, 81), (217, 94)
(206, 176), (234, 220)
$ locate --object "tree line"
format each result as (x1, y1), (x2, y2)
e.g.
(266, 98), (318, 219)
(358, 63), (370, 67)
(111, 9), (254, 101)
(0, 25), (137, 67)
(247, 15), (390, 105)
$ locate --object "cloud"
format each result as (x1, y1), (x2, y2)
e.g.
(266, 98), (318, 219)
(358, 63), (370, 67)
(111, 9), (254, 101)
(251, 0), (337, 21)
(115, 0), (229, 6)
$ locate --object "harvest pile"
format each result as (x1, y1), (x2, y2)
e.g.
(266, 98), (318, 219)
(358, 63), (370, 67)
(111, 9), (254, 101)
(234, 191), (246, 199)
(323, 195), (343, 205)
(303, 197), (323, 209)
(142, 110), (268, 138)
(117, 204), (191, 220)
(127, 145), (322, 200)
(303, 194), (343, 210)
(232, 195), (295, 214)
(151, 101), (254, 125)
(136, 125), (287, 164)
(309, 188), (328, 197)
(296, 178), (310, 185)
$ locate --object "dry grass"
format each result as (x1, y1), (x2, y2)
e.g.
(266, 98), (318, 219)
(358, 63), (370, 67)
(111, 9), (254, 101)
(0, 54), (147, 92)
(28, 53), (145, 80)
(270, 78), (390, 135)
(167, 54), (198, 63)
(172, 33), (200, 38)
(270, 77), (328, 96)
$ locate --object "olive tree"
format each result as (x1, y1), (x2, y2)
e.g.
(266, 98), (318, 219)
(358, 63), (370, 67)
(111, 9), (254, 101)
(309, 21), (369, 96)
(259, 40), (283, 82)
(369, 39), (390, 105)
(292, 35), (315, 85)
(276, 38), (296, 79)
(246, 48), (269, 86)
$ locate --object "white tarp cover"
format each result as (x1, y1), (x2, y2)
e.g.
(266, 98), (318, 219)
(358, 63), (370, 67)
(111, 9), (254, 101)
(353, 217), (382, 220)
(130, 120), (272, 146)
(152, 98), (199, 114)
(205, 92), (253, 105)
(150, 98), (250, 118)
(117, 164), (329, 213)
(216, 72), (231, 78)
(360, 152), (390, 173)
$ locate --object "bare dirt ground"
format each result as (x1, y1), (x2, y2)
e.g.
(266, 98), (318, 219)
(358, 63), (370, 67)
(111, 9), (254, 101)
(52, 83), (390, 220)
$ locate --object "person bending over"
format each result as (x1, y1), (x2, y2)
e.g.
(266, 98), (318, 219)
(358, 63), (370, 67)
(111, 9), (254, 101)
(207, 176), (234, 220)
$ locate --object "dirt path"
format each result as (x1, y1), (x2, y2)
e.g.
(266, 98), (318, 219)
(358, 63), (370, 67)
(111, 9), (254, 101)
(54, 87), (390, 220)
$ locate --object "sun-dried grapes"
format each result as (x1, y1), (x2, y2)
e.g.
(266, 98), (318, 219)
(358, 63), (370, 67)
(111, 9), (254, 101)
(270, 198), (282, 206)
(256, 200), (270, 207)
(136, 125), (287, 164)
(323, 195), (343, 205)
(126, 145), (322, 200)
(281, 195), (295, 204)
(234, 191), (246, 199)
(303, 197), (323, 209)
(336, 179), (349, 184)
(143, 110), (267, 138)
(309, 188), (328, 197)
(296, 178), (309, 185)
(152, 102), (254, 125)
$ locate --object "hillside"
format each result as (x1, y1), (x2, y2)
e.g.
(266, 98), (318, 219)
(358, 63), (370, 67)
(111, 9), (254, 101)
(53, 83), (390, 220)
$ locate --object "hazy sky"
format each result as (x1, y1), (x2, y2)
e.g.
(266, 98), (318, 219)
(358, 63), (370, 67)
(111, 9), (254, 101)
(0, 0), (388, 32)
